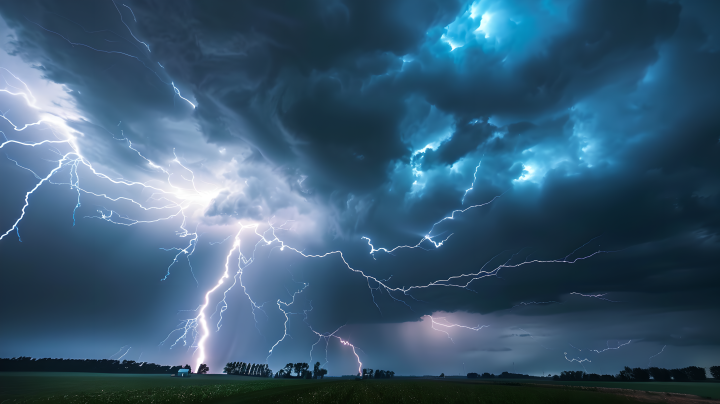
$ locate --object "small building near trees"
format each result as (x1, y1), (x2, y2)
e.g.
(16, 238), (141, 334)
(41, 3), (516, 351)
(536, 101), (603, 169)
(177, 369), (191, 377)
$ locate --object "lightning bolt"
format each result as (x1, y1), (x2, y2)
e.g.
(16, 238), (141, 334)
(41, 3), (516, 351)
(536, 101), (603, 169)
(1, 65), (210, 304)
(427, 315), (489, 343)
(587, 340), (631, 354)
(25, 15), (195, 109)
(648, 345), (666, 367)
(303, 304), (364, 375)
(564, 351), (591, 372)
(461, 158), (482, 204)
(111, 0), (151, 52)
(109, 345), (131, 360)
(570, 292), (621, 302)
(266, 281), (310, 362)
(564, 352), (591, 363)
(117, 346), (132, 360)
(512, 301), (558, 308)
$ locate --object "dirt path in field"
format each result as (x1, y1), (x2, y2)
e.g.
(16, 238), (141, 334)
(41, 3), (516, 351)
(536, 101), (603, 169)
(530, 383), (719, 404)
(600, 387), (717, 404)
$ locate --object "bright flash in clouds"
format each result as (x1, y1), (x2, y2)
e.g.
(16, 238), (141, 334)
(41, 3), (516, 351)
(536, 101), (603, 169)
(516, 164), (535, 182)
(476, 12), (494, 38)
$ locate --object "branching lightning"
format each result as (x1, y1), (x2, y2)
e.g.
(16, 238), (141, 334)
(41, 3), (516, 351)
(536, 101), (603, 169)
(2, 7), (618, 374)
(427, 315), (489, 343)
(587, 340), (631, 354)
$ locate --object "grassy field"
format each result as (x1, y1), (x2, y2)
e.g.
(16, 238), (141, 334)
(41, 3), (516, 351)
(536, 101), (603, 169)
(231, 379), (646, 404)
(0, 373), (314, 403)
(0, 372), (716, 403)
(532, 379), (720, 400)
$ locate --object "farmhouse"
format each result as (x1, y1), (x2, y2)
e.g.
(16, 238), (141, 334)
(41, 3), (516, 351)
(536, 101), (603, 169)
(177, 369), (191, 377)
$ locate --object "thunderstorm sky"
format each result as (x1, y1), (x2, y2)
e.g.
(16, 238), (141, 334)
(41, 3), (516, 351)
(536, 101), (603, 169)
(0, 0), (719, 377)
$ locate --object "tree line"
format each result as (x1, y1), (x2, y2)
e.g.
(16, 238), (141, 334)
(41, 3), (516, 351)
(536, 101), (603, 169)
(467, 366), (719, 382)
(273, 362), (328, 379)
(0, 357), (185, 374)
(553, 365), (715, 382)
(467, 372), (540, 379)
(362, 368), (395, 379)
(223, 362), (272, 377)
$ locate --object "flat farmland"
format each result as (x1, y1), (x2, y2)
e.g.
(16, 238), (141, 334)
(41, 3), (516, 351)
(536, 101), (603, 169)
(531, 379), (720, 400)
(1, 372), (718, 403)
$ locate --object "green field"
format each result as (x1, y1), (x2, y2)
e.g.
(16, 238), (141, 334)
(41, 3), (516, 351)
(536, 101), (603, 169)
(0, 372), (717, 403)
(534, 379), (720, 400)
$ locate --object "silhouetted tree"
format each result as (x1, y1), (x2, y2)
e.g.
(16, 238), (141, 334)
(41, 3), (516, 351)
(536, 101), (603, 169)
(313, 362), (328, 379)
(684, 366), (706, 381)
(197, 364), (209, 374)
(631, 368), (650, 381)
(618, 366), (634, 381)
(649, 367), (672, 381)
(710, 366), (720, 380)
(467, 372), (479, 378)
(482, 372), (494, 378)
(670, 368), (689, 381)
(560, 370), (585, 381)
(183, 364), (192, 374)
(293, 362), (309, 377)
(221, 362), (270, 377)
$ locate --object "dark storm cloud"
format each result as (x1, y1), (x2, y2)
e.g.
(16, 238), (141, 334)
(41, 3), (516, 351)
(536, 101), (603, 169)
(416, 119), (496, 169)
(122, 0), (464, 196)
(1, 0), (719, 375)
(399, 0), (680, 119)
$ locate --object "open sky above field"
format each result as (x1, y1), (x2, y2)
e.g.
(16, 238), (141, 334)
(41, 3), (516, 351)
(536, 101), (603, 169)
(0, 0), (718, 377)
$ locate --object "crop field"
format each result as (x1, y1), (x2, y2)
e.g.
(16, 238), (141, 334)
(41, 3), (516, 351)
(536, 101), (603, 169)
(1, 372), (717, 403)
(533, 379), (720, 400)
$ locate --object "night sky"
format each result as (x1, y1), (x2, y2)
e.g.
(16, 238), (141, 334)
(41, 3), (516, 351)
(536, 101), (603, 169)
(1, 0), (719, 377)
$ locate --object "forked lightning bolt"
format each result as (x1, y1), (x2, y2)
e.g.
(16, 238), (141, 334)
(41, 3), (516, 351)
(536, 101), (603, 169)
(427, 315), (489, 343)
